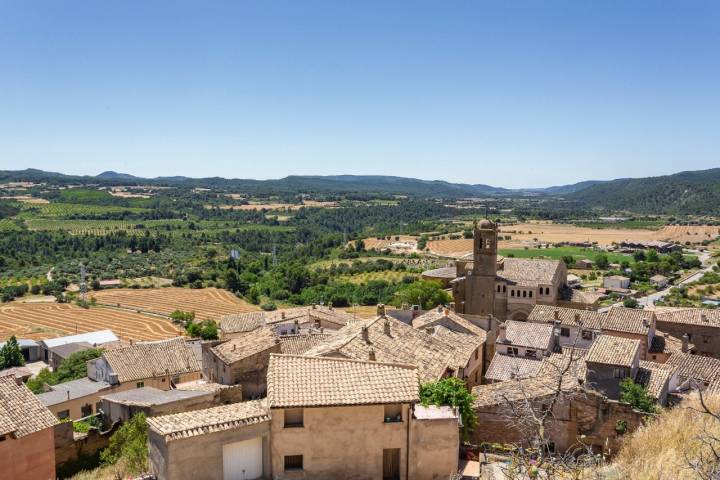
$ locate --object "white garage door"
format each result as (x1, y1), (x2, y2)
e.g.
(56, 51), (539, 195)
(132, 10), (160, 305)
(222, 436), (263, 480)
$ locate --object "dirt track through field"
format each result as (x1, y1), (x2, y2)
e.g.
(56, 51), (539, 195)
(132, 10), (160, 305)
(0, 302), (181, 342)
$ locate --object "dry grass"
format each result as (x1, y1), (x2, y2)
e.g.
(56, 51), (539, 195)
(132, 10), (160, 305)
(612, 393), (720, 479)
(92, 287), (259, 321)
(0, 302), (181, 342)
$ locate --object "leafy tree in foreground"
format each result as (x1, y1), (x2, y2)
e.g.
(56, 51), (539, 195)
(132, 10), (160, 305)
(185, 319), (219, 340)
(100, 412), (148, 474)
(420, 377), (477, 439)
(619, 378), (658, 414)
(0, 336), (25, 369)
(26, 348), (103, 393)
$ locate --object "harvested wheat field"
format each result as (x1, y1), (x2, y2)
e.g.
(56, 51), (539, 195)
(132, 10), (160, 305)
(0, 302), (181, 342)
(93, 287), (259, 321)
(360, 235), (419, 251)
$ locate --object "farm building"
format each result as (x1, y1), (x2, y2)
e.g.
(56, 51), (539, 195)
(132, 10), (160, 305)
(603, 275), (630, 290)
(39, 330), (118, 364)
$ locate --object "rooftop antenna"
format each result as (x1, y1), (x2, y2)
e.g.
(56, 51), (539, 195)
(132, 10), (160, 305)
(79, 263), (87, 302)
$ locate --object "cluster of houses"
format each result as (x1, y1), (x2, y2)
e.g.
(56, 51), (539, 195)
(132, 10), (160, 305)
(2, 222), (720, 479)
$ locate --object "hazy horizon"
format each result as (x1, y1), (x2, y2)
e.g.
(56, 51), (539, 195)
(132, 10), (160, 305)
(2, 1), (719, 188)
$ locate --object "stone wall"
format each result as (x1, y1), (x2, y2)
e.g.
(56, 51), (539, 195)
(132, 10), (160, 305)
(655, 320), (720, 358)
(54, 421), (120, 470)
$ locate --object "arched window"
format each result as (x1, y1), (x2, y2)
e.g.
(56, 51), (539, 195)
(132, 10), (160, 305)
(529, 291), (533, 298)
(546, 287), (550, 295)
(496, 285), (501, 292)
(503, 285), (506, 293)
(522, 291), (527, 298)
(511, 290), (515, 297)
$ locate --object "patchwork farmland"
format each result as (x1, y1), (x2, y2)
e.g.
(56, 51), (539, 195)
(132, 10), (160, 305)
(0, 302), (181, 342)
(92, 287), (259, 321)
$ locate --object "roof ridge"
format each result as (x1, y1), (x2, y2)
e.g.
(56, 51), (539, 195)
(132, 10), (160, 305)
(268, 353), (419, 370)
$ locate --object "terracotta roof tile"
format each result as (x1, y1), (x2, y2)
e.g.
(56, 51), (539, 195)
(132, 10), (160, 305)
(0, 376), (57, 437)
(497, 258), (562, 286)
(604, 307), (654, 335)
(485, 353), (543, 382)
(527, 305), (605, 330)
(667, 352), (720, 383)
(212, 328), (279, 365)
(655, 308), (720, 328)
(147, 399), (269, 442)
(500, 320), (554, 350)
(586, 335), (640, 367)
(102, 337), (200, 383)
(636, 361), (674, 400)
(219, 312), (265, 334)
(267, 354), (419, 408)
(412, 308), (487, 337)
(279, 333), (334, 355)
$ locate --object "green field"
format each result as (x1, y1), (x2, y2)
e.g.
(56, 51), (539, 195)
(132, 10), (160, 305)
(339, 271), (419, 284)
(0, 218), (23, 231)
(18, 202), (148, 217)
(571, 220), (665, 230)
(498, 246), (634, 264)
(23, 218), (295, 235)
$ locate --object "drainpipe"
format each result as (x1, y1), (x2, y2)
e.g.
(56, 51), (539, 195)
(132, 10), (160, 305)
(406, 404), (411, 480)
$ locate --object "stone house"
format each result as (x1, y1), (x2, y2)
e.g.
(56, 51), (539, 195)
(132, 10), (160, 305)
(219, 312), (266, 339)
(484, 353), (543, 383)
(584, 335), (642, 399)
(148, 399), (271, 480)
(219, 307), (356, 339)
(0, 375), (58, 480)
(267, 354), (460, 480)
(655, 308), (720, 357)
(202, 328), (281, 398)
(575, 258), (595, 269)
(88, 337), (201, 390)
(494, 320), (557, 359)
(666, 352), (720, 389)
(603, 275), (630, 290)
(527, 305), (605, 349)
(471, 374), (645, 456)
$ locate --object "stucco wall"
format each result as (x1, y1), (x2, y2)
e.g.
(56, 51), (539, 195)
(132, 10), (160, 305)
(270, 404), (411, 480)
(408, 417), (459, 480)
(149, 421), (271, 480)
(0, 427), (56, 480)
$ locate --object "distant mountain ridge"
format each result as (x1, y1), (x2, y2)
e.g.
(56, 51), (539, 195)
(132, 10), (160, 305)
(2, 168), (720, 213)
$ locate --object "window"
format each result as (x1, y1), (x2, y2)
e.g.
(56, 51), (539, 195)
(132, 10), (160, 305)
(284, 455), (303, 471)
(613, 368), (627, 379)
(58, 410), (70, 420)
(528, 291), (532, 298)
(503, 285), (506, 293)
(703, 336), (711, 344)
(81, 404), (92, 418)
(384, 404), (402, 423)
(525, 349), (537, 358)
(172, 376), (180, 385)
(284, 408), (304, 428)
(136, 381), (144, 388)
(522, 291), (527, 298)
(511, 290), (515, 297)
(581, 330), (593, 341)
(496, 285), (501, 292)
(507, 347), (519, 356)
(546, 287), (550, 295)
(560, 327), (570, 338)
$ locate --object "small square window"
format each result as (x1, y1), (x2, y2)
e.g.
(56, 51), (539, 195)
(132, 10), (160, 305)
(136, 381), (144, 388)
(560, 327), (570, 338)
(284, 455), (303, 471)
(525, 349), (537, 358)
(384, 404), (402, 423)
(58, 410), (70, 420)
(284, 408), (304, 428)
(581, 330), (593, 340)
(507, 347), (519, 356)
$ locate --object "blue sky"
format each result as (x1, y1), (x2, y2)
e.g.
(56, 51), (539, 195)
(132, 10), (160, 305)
(0, 1), (718, 188)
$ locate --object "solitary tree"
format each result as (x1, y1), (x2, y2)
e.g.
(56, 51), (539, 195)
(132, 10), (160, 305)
(0, 336), (25, 369)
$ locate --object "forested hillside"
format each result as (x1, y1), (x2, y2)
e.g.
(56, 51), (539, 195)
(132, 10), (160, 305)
(569, 168), (720, 214)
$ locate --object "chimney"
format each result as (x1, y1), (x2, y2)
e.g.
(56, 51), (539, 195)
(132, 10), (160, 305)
(377, 304), (386, 317)
(701, 314), (708, 323)
(437, 305), (443, 313)
(498, 322), (507, 343)
(574, 313), (581, 323)
(312, 304), (316, 310)
(554, 310), (559, 321)
(314, 318), (320, 329)
(384, 319), (391, 336)
(443, 308), (450, 317)
(682, 333), (689, 353)
(67, 390), (70, 401)
(449, 302), (456, 312)
(281, 312), (286, 319)
(368, 348), (376, 361)
(362, 326), (370, 342)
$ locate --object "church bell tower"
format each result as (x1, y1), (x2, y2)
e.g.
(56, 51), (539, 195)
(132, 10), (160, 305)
(462, 219), (497, 316)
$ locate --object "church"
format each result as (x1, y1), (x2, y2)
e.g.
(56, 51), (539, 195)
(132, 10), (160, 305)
(423, 219), (598, 321)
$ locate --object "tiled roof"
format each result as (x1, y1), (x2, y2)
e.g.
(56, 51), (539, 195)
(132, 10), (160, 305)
(267, 354), (419, 408)
(563, 288), (604, 305)
(527, 305), (605, 330)
(211, 328), (279, 365)
(604, 307), (654, 335)
(666, 352), (720, 383)
(0, 376), (57, 437)
(473, 373), (581, 408)
(147, 399), (270, 442)
(497, 258), (562, 286)
(101, 386), (210, 407)
(430, 326), (483, 370)
(411, 308), (487, 337)
(585, 335), (640, 367)
(538, 350), (588, 379)
(37, 377), (112, 406)
(636, 361), (675, 400)
(265, 306), (355, 327)
(102, 337), (201, 383)
(501, 320), (554, 350)
(303, 316), (457, 382)
(279, 333), (334, 355)
(655, 308), (720, 328)
(485, 353), (543, 382)
(219, 312), (265, 334)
